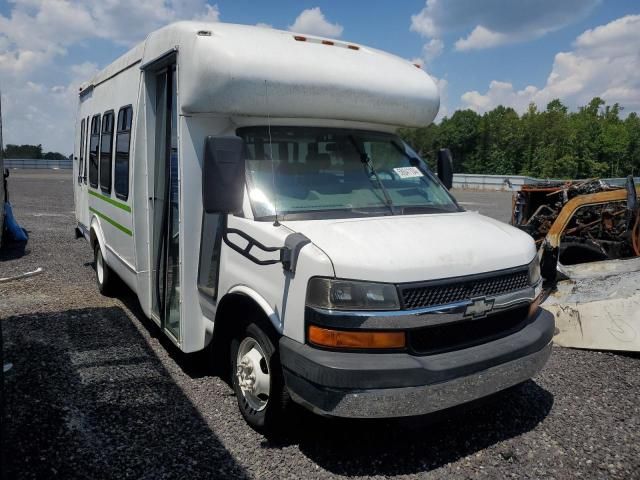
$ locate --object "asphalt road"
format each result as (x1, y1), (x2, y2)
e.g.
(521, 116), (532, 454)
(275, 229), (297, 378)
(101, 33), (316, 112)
(1, 170), (639, 479)
(454, 189), (514, 221)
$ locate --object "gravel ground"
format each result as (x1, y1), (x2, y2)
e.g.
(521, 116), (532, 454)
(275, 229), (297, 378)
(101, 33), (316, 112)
(1, 170), (639, 479)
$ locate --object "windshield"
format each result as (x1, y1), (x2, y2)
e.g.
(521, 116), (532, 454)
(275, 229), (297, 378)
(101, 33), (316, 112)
(238, 126), (460, 220)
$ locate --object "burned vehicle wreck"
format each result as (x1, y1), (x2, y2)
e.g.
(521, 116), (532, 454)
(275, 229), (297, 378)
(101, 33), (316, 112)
(513, 177), (640, 351)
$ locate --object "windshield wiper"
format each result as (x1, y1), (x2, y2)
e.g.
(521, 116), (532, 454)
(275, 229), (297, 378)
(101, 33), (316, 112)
(348, 135), (395, 215)
(399, 205), (455, 215)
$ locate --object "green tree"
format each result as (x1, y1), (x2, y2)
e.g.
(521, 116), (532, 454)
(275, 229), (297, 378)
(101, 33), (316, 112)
(4, 144), (43, 159)
(398, 97), (640, 179)
(623, 112), (640, 175)
(43, 151), (68, 160)
(435, 109), (481, 172)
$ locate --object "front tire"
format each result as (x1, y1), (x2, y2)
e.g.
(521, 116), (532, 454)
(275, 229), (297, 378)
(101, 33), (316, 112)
(94, 243), (115, 295)
(231, 321), (290, 433)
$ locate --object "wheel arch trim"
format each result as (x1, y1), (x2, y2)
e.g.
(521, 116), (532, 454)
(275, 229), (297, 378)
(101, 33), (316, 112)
(223, 285), (283, 334)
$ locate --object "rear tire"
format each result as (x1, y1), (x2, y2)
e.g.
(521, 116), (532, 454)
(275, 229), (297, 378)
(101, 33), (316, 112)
(94, 243), (115, 295)
(231, 320), (290, 434)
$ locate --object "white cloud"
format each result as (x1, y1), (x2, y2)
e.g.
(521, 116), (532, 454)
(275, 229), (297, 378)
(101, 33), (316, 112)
(191, 3), (221, 23)
(432, 75), (449, 121)
(70, 62), (100, 79)
(573, 14), (639, 57)
(410, 5), (438, 38)
(1, 70), (87, 154)
(410, 0), (600, 52)
(461, 81), (539, 113)
(422, 38), (444, 62)
(454, 26), (509, 51)
(288, 7), (343, 38)
(460, 15), (640, 115)
(0, 0), (220, 153)
(0, 1), (221, 72)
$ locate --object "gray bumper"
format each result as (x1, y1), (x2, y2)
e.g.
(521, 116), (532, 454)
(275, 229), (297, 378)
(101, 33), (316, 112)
(285, 342), (551, 418)
(280, 308), (554, 418)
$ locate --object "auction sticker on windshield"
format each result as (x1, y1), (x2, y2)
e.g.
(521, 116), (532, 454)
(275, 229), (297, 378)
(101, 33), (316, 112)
(393, 166), (424, 179)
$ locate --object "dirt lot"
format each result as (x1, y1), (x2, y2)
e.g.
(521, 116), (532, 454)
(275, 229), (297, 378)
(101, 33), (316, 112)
(1, 170), (639, 479)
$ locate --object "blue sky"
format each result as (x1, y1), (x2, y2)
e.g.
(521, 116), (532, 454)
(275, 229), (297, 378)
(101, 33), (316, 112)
(1, 0), (639, 154)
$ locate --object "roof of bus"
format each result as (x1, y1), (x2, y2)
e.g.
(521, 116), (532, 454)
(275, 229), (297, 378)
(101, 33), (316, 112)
(81, 22), (440, 129)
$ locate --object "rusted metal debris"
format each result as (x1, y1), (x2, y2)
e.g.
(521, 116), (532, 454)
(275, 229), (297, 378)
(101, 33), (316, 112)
(512, 176), (640, 352)
(513, 178), (640, 265)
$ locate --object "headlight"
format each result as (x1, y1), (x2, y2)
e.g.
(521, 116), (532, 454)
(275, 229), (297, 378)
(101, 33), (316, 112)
(306, 277), (400, 311)
(528, 256), (541, 285)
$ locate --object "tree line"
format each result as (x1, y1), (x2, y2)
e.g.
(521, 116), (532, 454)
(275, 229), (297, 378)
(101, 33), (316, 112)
(2, 144), (69, 160)
(399, 97), (640, 179)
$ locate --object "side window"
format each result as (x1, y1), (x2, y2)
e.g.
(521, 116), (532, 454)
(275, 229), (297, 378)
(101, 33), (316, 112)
(78, 119), (85, 184)
(99, 111), (114, 193)
(197, 213), (224, 299)
(114, 106), (133, 200)
(89, 114), (100, 188)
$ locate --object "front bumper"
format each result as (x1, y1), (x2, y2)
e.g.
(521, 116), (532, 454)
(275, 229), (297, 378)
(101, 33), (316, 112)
(280, 308), (554, 418)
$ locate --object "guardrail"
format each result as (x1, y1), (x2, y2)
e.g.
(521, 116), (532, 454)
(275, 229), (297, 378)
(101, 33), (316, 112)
(4, 158), (72, 169)
(3, 159), (637, 187)
(452, 174), (640, 191)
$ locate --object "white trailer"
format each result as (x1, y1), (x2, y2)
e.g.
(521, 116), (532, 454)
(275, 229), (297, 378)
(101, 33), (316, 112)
(73, 22), (553, 432)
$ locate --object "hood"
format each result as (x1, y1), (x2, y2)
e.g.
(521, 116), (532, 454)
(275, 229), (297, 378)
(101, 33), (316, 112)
(282, 212), (536, 283)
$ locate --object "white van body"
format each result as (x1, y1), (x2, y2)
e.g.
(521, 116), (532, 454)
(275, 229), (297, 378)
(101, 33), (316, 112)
(73, 22), (553, 427)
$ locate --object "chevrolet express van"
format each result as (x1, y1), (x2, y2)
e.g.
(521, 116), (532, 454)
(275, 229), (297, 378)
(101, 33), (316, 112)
(73, 22), (553, 432)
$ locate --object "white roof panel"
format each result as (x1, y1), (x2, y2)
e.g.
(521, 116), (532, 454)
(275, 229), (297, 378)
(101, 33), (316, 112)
(85, 22), (440, 129)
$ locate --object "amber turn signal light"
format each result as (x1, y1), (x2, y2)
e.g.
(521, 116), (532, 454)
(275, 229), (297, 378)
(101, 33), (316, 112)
(308, 325), (405, 349)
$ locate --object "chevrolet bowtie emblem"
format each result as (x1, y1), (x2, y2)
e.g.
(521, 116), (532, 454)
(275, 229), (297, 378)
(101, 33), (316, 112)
(464, 297), (495, 318)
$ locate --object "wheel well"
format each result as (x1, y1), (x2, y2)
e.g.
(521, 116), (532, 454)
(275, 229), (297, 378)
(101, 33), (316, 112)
(89, 227), (98, 251)
(211, 293), (277, 380)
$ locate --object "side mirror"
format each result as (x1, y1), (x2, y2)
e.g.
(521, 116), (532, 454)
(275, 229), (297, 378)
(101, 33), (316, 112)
(437, 148), (453, 190)
(202, 136), (246, 214)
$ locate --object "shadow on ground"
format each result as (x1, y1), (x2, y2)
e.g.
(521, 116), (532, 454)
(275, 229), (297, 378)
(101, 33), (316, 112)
(109, 281), (554, 478)
(264, 377), (553, 476)
(2, 307), (247, 479)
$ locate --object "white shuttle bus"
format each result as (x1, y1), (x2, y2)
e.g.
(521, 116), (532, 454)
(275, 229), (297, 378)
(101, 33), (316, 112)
(73, 22), (553, 432)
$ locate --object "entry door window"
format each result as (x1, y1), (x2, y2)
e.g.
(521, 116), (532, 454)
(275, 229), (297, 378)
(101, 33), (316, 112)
(78, 119), (85, 185)
(151, 63), (180, 340)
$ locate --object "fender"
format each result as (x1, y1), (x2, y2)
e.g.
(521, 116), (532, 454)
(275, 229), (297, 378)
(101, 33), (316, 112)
(227, 285), (282, 333)
(89, 215), (107, 261)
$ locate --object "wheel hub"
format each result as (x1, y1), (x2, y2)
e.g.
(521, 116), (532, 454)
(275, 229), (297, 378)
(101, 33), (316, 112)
(236, 338), (270, 412)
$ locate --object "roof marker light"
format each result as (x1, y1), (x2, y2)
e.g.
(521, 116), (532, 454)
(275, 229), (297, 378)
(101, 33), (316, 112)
(347, 45), (360, 50)
(197, 30), (212, 36)
(413, 63), (422, 68)
(294, 35), (307, 42)
(322, 40), (334, 46)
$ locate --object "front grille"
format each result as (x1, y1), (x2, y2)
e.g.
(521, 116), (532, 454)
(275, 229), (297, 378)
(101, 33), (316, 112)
(408, 305), (530, 355)
(400, 269), (529, 309)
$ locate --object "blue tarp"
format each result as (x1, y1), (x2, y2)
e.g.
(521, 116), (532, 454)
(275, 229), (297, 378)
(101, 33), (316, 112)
(3, 202), (28, 242)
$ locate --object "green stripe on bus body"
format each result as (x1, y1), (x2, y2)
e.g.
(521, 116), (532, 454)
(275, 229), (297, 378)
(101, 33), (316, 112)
(89, 189), (131, 212)
(89, 207), (133, 236)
